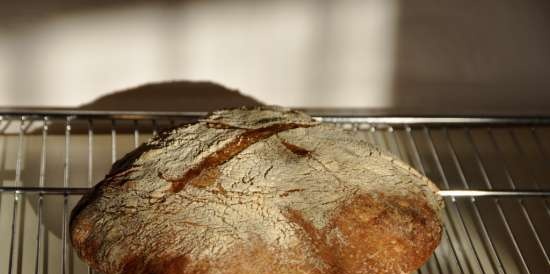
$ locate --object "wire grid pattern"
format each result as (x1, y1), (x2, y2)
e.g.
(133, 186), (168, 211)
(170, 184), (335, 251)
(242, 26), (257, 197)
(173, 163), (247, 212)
(0, 112), (548, 274)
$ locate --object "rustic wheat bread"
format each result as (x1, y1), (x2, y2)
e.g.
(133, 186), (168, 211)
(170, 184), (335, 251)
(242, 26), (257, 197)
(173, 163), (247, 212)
(70, 106), (443, 274)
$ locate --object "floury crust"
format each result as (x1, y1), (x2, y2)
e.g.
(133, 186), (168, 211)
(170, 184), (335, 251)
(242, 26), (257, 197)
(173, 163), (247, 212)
(70, 106), (443, 274)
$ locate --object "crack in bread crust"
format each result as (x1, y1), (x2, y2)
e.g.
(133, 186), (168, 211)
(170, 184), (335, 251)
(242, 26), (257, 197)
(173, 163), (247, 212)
(160, 123), (314, 193)
(279, 138), (313, 156)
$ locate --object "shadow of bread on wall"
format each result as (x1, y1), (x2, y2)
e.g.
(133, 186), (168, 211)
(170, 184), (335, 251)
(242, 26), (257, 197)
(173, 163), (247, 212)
(20, 81), (264, 243)
(43, 81), (265, 135)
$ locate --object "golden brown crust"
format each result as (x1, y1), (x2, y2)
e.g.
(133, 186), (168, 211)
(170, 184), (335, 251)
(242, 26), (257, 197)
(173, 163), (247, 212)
(81, 193), (441, 274)
(70, 106), (443, 274)
(329, 194), (441, 274)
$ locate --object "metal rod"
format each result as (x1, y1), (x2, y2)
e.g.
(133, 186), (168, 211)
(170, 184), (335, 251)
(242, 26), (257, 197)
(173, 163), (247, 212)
(404, 126), (465, 274)
(432, 127), (505, 273)
(469, 195), (505, 274)
(388, 126), (416, 167)
(372, 126), (390, 152)
(363, 125), (376, 148)
(387, 126), (405, 161)
(134, 120), (139, 148)
(444, 128), (496, 270)
(87, 119), (93, 274)
(0, 117), (9, 221)
(509, 130), (545, 190)
(2, 109), (550, 125)
(62, 118), (70, 274)
(404, 126), (426, 174)
(0, 116), (8, 131)
(8, 117), (25, 274)
(111, 120), (116, 164)
(88, 120), (93, 188)
(152, 119), (158, 136)
(38, 118), (48, 189)
(316, 116), (550, 125)
(438, 190), (550, 197)
(480, 128), (532, 274)
(35, 196), (44, 274)
(510, 129), (550, 212)
(35, 117), (48, 274)
(490, 129), (549, 264)
(1, 186), (546, 198)
(517, 200), (550, 262)
(0, 187), (90, 194)
(530, 128), (550, 215)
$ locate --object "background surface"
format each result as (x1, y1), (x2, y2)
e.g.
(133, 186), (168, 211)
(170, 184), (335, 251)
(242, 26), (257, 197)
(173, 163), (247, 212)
(1, 0), (549, 114)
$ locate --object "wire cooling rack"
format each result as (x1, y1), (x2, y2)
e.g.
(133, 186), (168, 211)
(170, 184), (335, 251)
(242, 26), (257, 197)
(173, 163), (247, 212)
(0, 110), (548, 274)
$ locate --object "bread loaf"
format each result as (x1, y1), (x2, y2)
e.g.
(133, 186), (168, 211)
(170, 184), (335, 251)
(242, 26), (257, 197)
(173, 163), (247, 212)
(70, 106), (443, 274)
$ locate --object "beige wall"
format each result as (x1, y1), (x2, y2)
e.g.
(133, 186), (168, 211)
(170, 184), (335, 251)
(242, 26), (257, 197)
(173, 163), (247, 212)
(393, 0), (550, 114)
(0, 0), (549, 113)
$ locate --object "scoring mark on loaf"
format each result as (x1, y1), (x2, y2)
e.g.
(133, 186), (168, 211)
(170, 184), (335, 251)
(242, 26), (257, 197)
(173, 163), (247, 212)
(279, 188), (306, 197)
(159, 123), (314, 193)
(279, 138), (312, 157)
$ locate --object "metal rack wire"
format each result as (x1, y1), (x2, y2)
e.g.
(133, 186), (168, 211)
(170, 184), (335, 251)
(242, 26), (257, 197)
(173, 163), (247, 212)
(0, 110), (548, 274)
